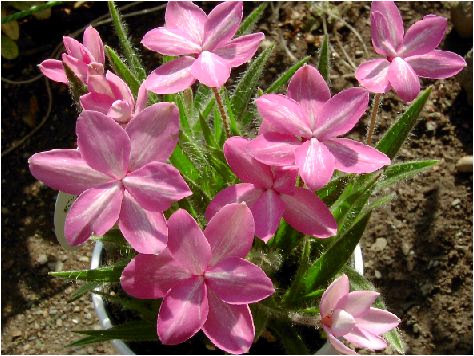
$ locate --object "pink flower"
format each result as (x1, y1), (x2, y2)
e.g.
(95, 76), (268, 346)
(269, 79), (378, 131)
(121, 204), (275, 354)
(142, 1), (264, 93)
(356, 1), (467, 102)
(39, 25), (105, 84)
(248, 65), (390, 191)
(205, 137), (337, 242)
(28, 106), (191, 254)
(320, 274), (400, 355)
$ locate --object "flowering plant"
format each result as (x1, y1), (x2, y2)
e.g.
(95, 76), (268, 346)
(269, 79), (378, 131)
(29, 1), (465, 354)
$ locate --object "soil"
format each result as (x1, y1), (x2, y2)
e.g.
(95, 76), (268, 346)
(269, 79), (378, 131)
(1, 1), (472, 355)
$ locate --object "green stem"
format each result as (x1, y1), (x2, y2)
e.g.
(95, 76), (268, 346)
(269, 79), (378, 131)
(367, 93), (382, 145)
(212, 87), (231, 138)
(1, 1), (63, 24)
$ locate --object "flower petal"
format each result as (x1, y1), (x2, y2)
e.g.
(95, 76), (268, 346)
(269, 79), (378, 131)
(203, 1), (243, 51)
(63, 36), (84, 59)
(203, 289), (254, 354)
(214, 32), (264, 67)
(281, 188), (337, 238)
(250, 189), (286, 242)
(324, 138), (390, 174)
(83, 26), (104, 63)
(343, 326), (387, 350)
(158, 277), (209, 345)
(106, 71), (134, 108)
(28, 149), (111, 195)
(204, 203), (255, 266)
(62, 53), (87, 82)
(79, 92), (113, 114)
(247, 133), (300, 167)
(165, 1), (207, 44)
(126, 102), (180, 171)
(123, 162), (191, 212)
(119, 190), (168, 255)
(141, 27), (202, 56)
(331, 309), (356, 338)
(167, 209), (211, 275)
(107, 100), (132, 123)
(370, 11), (398, 57)
(206, 257), (274, 304)
(135, 83), (148, 115)
(355, 307), (401, 335)
(388, 57), (420, 103)
(145, 56), (196, 94)
(355, 58), (391, 94)
(371, 1), (404, 51)
(399, 15), (447, 57)
(405, 50), (467, 79)
(223, 136), (273, 188)
(76, 111), (131, 179)
(38, 59), (68, 83)
(64, 182), (123, 245)
(325, 327), (357, 355)
(271, 166), (298, 194)
(320, 275), (350, 318)
(287, 65), (331, 131)
(120, 250), (191, 299)
(295, 138), (335, 191)
(336, 291), (380, 317)
(312, 88), (369, 139)
(191, 51), (231, 88)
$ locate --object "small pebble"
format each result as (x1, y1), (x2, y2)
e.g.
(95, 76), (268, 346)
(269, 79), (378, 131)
(451, 198), (461, 207)
(56, 319), (63, 327)
(374, 270), (382, 279)
(455, 156), (473, 173)
(371, 237), (388, 252)
(36, 254), (48, 265)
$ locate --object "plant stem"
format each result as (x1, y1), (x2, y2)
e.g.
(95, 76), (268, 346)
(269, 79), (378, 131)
(212, 87), (231, 138)
(367, 93), (382, 145)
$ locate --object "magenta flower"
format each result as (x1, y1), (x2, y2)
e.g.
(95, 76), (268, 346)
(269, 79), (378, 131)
(28, 107), (191, 254)
(121, 204), (275, 354)
(356, 1), (467, 102)
(142, 1), (264, 93)
(248, 65), (390, 191)
(205, 137), (337, 242)
(320, 274), (400, 354)
(39, 25), (105, 84)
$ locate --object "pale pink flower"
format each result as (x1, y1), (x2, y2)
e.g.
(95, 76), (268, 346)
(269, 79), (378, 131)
(356, 1), (467, 102)
(121, 204), (275, 354)
(28, 107), (191, 254)
(39, 25), (105, 84)
(248, 65), (390, 191)
(142, 1), (264, 93)
(205, 136), (337, 242)
(320, 274), (400, 354)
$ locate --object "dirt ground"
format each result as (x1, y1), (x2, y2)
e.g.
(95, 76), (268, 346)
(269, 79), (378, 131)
(1, 1), (472, 355)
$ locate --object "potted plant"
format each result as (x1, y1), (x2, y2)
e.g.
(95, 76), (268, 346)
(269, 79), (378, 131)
(28, 1), (466, 354)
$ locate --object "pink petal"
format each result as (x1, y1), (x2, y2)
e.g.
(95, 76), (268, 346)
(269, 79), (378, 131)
(206, 257), (274, 304)
(223, 136), (273, 188)
(62, 36), (84, 59)
(28, 149), (111, 195)
(38, 59), (67, 83)
(119, 190), (168, 255)
(256, 94), (312, 137)
(247, 133), (300, 167)
(87, 74), (114, 96)
(320, 275), (350, 318)
(135, 83), (148, 115)
(64, 182), (123, 245)
(62, 53), (87, 82)
(191, 51), (231, 88)
(158, 277), (209, 345)
(355, 58), (391, 94)
(249, 189), (286, 242)
(355, 307), (401, 335)
(399, 15), (447, 57)
(79, 92), (114, 114)
(167, 209), (211, 275)
(203, 289), (254, 354)
(281, 188), (337, 238)
(123, 162), (192, 212)
(371, 1), (404, 50)
(324, 138), (390, 174)
(287, 65), (331, 131)
(141, 27), (202, 56)
(120, 250), (191, 299)
(388, 57), (420, 103)
(165, 1), (207, 44)
(76, 111), (131, 179)
(205, 183), (263, 222)
(83, 26), (104, 63)
(331, 309), (356, 338)
(343, 326), (387, 350)
(106, 71), (134, 108)
(405, 50), (467, 79)
(325, 328), (358, 355)
(107, 100), (132, 123)
(336, 291), (380, 317)
(126, 102), (179, 171)
(145, 57), (196, 94)
(271, 166), (298, 194)
(294, 138), (335, 191)
(370, 11), (398, 57)
(204, 203), (255, 266)
(214, 32), (264, 67)
(202, 1), (243, 51)
(312, 88), (369, 139)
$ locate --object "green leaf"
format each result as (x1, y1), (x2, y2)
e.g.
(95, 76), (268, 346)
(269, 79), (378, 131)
(104, 45), (140, 96)
(317, 34), (330, 81)
(2, 19), (20, 40)
(265, 55), (311, 94)
(376, 87), (432, 159)
(93, 291), (156, 320)
(222, 88), (241, 136)
(317, 174), (351, 205)
(1, 1), (63, 24)
(67, 281), (102, 302)
(49, 264), (125, 283)
(236, 3), (267, 36)
(362, 193), (396, 214)
(377, 160), (439, 190)
(250, 304), (268, 342)
(198, 112), (217, 148)
(91, 229), (127, 246)
(63, 62), (87, 102)
(270, 319), (309, 354)
(175, 93), (192, 135)
(1, 34), (18, 59)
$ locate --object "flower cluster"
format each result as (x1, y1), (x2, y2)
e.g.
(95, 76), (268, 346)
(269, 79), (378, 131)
(29, 1), (465, 354)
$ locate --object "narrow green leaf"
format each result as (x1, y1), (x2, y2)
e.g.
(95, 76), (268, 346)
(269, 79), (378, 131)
(63, 62), (87, 103)
(250, 304), (268, 342)
(265, 55), (311, 94)
(91, 229), (127, 246)
(67, 281), (102, 302)
(1, 34), (19, 59)
(236, 3), (267, 36)
(222, 88), (241, 136)
(377, 159), (439, 190)
(1, 1), (63, 24)
(198, 112), (217, 148)
(317, 34), (330, 81)
(49, 264), (125, 282)
(93, 291), (156, 320)
(175, 93), (191, 134)
(271, 319), (309, 354)
(317, 174), (351, 205)
(362, 193), (396, 214)
(104, 45), (140, 96)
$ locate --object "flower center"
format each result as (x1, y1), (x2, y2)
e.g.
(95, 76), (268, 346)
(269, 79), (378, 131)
(322, 313), (332, 328)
